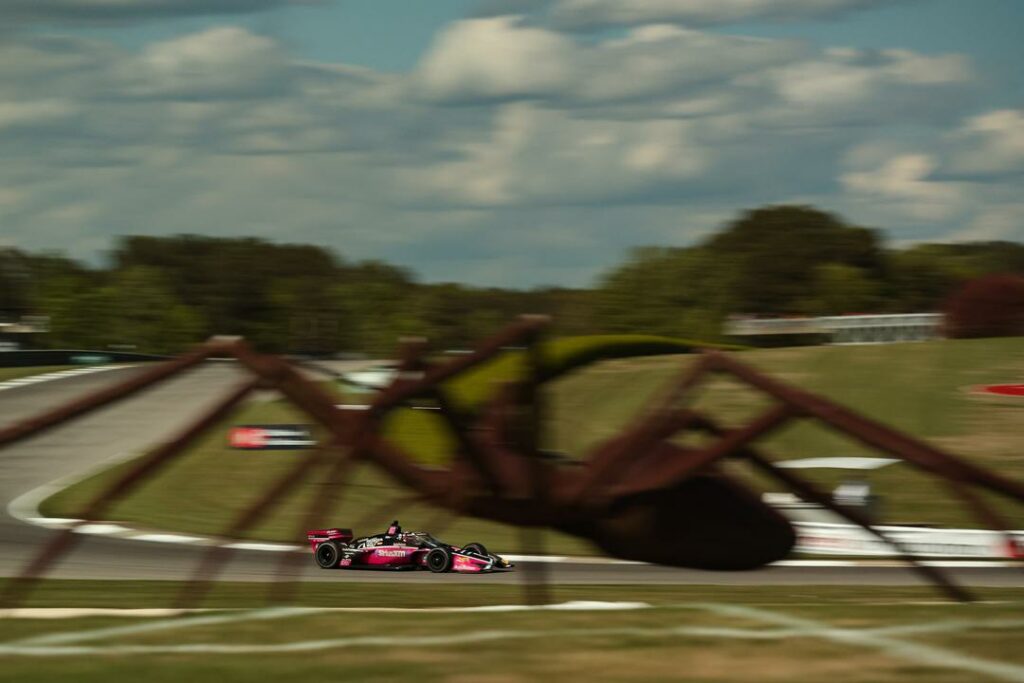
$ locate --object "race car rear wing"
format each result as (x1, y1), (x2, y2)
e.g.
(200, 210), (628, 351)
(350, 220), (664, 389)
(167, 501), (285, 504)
(306, 528), (354, 546)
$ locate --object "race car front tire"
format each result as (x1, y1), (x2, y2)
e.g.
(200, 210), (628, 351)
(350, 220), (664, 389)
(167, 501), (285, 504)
(462, 542), (488, 557)
(426, 547), (452, 573)
(315, 541), (341, 569)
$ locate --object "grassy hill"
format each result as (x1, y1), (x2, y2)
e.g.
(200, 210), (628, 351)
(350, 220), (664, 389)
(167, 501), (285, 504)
(40, 336), (1024, 554)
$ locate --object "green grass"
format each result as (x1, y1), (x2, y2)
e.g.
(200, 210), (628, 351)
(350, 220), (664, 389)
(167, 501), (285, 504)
(41, 336), (1024, 550)
(1, 581), (1023, 683)
(2, 579), (1020, 610)
(0, 366), (72, 382)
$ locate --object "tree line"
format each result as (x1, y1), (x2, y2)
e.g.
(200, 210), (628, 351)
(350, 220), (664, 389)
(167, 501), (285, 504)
(2, 205), (1022, 355)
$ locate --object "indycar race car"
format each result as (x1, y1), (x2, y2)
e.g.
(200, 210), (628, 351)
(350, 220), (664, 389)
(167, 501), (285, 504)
(307, 521), (514, 573)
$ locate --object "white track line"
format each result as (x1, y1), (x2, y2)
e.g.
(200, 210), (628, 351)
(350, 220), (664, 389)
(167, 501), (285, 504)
(2, 609), (1024, 682)
(0, 365), (125, 393)
(0, 602), (650, 621)
(6, 451), (133, 532)
(868, 619), (1024, 637)
(0, 602), (650, 622)
(0, 625), (775, 657)
(4, 601), (1024, 681)
(698, 603), (1024, 683)
(0, 609), (211, 620)
(12, 607), (323, 646)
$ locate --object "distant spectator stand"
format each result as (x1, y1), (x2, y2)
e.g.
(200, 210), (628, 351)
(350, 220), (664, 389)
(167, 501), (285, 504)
(725, 313), (942, 346)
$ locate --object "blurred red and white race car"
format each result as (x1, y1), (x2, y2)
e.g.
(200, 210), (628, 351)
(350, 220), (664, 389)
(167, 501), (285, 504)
(307, 520), (514, 573)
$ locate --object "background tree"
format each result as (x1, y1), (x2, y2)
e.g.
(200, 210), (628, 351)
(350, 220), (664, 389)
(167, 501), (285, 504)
(594, 247), (734, 341)
(0, 248), (33, 321)
(113, 235), (342, 350)
(27, 255), (103, 348)
(705, 205), (886, 315)
(334, 260), (420, 355)
(944, 274), (1024, 338)
(7, 206), (1024, 355)
(101, 267), (203, 353)
(802, 263), (881, 316)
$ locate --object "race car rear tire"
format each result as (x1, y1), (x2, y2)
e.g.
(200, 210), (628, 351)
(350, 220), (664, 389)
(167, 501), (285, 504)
(462, 542), (488, 557)
(315, 541), (341, 569)
(426, 547), (452, 573)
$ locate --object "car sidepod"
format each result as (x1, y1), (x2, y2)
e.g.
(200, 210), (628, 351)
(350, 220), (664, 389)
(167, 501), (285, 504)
(343, 546), (421, 569)
(366, 546), (420, 567)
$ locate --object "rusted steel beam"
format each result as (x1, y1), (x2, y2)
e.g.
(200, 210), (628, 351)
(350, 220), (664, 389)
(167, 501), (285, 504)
(348, 492), (426, 534)
(269, 453), (360, 602)
(941, 479), (1024, 564)
(0, 344), (217, 448)
(363, 434), (451, 500)
(638, 352), (714, 416)
(393, 335), (509, 497)
(517, 321), (552, 605)
(79, 376), (261, 521)
(367, 315), (550, 416)
(471, 390), (537, 499)
(230, 342), (355, 440)
(609, 403), (795, 498)
(180, 438), (344, 604)
(230, 342), (450, 502)
(682, 412), (974, 602)
(570, 409), (702, 504)
(706, 351), (1024, 505)
(432, 387), (507, 496)
(268, 337), (444, 601)
(568, 355), (719, 503)
(7, 319), (1019, 607)
(745, 452), (974, 602)
(420, 505), (459, 539)
(220, 439), (342, 540)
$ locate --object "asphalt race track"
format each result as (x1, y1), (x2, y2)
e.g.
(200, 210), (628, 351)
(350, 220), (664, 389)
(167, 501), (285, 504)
(1, 363), (1021, 588)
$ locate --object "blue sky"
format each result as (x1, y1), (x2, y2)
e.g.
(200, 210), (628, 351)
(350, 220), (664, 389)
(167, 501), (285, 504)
(3, 0), (1023, 286)
(62, 1), (1024, 79)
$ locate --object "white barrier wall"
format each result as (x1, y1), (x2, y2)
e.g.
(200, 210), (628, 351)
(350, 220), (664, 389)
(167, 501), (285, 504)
(794, 522), (1024, 558)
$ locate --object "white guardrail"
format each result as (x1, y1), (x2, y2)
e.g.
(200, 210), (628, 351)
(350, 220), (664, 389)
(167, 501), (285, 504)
(793, 522), (1024, 558)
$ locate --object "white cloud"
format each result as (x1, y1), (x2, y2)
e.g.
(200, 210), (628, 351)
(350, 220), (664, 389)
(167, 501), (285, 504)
(118, 27), (291, 99)
(0, 99), (78, 130)
(0, 16), (1016, 288)
(408, 22), (978, 215)
(757, 48), (973, 126)
(836, 107), (1024, 243)
(402, 102), (711, 206)
(946, 109), (1024, 176)
(415, 17), (805, 105)
(415, 17), (970, 135)
(415, 16), (575, 102)
(573, 25), (804, 102)
(841, 154), (966, 220)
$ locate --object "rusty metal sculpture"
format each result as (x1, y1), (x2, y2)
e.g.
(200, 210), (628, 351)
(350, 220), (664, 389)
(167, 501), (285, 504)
(2, 316), (1023, 606)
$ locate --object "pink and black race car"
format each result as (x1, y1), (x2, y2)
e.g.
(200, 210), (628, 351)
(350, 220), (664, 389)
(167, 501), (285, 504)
(307, 520), (514, 573)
